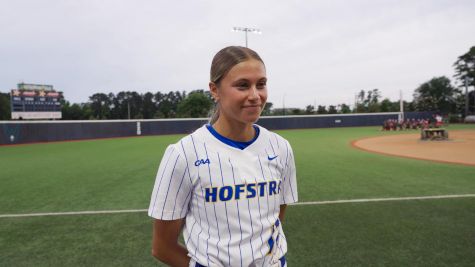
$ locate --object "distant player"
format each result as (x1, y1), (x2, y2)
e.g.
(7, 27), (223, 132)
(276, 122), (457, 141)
(435, 114), (443, 128)
(148, 46), (298, 266)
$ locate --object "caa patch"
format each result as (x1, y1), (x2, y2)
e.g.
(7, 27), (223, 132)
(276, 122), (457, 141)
(194, 158), (211, 166)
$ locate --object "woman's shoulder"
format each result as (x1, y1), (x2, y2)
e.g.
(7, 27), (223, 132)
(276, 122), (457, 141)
(255, 124), (292, 148)
(167, 124), (209, 155)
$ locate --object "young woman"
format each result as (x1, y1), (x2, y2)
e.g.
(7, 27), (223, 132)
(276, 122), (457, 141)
(148, 46), (298, 267)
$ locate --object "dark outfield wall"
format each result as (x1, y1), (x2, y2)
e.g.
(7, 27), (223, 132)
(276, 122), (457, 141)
(0, 112), (433, 145)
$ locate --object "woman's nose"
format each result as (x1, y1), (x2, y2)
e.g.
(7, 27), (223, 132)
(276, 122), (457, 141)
(248, 86), (259, 100)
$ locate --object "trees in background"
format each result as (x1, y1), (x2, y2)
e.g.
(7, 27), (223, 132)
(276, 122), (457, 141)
(177, 90), (213, 118)
(316, 105), (327, 114)
(61, 101), (91, 120)
(0, 84), (463, 120)
(379, 98), (415, 112)
(156, 91), (186, 118)
(89, 93), (111, 119)
(61, 90), (374, 119)
(0, 92), (10, 120)
(338, 104), (351, 113)
(261, 102), (273, 116)
(469, 91), (475, 114)
(305, 105), (314, 114)
(454, 46), (475, 88)
(453, 46), (475, 115)
(142, 92), (155, 119)
(328, 105), (338, 114)
(61, 90), (190, 120)
(401, 48), (475, 116)
(54, 77), (469, 119)
(380, 98), (398, 112)
(412, 76), (461, 114)
(2, 45), (474, 120)
(355, 89), (381, 113)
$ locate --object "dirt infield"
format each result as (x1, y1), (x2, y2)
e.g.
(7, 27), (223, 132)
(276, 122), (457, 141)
(352, 130), (475, 166)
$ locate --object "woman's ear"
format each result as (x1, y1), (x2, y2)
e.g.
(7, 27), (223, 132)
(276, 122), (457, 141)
(209, 82), (219, 102)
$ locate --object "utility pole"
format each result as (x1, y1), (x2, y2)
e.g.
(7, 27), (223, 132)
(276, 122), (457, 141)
(283, 93), (286, 116)
(399, 90), (404, 121)
(127, 100), (131, 120)
(232, 27), (261, 47)
(124, 95), (131, 120)
(314, 97), (317, 114)
(465, 75), (469, 117)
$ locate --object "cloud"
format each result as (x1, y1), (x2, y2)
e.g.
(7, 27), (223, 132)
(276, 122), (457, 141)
(1, 0), (474, 108)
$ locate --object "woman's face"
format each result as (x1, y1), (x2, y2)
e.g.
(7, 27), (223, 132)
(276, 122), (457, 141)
(211, 59), (267, 125)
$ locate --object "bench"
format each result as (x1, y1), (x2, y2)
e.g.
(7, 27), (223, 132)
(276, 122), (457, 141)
(420, 128), (448, 140)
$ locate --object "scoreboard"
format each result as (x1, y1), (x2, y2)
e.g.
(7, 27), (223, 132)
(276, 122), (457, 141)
(10, 83), (63, 120)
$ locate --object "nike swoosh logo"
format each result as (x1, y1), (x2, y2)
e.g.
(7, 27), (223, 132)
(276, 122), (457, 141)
(268, 155), (278, 161)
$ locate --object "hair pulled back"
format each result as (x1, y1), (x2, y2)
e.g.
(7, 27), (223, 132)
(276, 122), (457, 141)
(209, 46), (265, 124)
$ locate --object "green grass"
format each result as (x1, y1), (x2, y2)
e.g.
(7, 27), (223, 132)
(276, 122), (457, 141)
(0, 213), (154, 267)
(283, 125), (475, 201)
(1, 124), (474, 266)
(0, 135), (180, 213)
(286, 198), (475, 266)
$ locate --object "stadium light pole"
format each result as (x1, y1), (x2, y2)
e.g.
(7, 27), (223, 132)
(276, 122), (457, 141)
(124, 95), (131, 120)
(232, 27), (261, 47)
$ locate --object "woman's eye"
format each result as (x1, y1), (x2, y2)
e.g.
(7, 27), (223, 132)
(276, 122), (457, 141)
(257, 82), (266, 89)
(237, 83), (249, 89)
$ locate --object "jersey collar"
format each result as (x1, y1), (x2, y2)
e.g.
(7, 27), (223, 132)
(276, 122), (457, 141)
(205, 124), (260, 150)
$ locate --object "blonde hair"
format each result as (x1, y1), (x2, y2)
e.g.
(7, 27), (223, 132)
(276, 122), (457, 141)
(209, 46), (265, 124)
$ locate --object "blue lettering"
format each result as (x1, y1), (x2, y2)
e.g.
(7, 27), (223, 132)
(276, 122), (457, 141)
(194, 158), (211, 166)
(206, 181), (281, 203)
(235, 184), (245, 200)
(269, 181), (277, 196)
(258, 182), (267, 197)
(205, 187), (217, 202)
(220, 186), (233, 201)
(247, 183), (256, 198)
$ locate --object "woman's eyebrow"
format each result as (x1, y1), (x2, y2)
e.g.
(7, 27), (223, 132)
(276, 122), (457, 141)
(233, 77), (267, 83)
(232, 79), (250, 84)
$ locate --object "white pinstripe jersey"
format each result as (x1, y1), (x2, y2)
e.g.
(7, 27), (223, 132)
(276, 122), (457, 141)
(148, 124), (298, 267)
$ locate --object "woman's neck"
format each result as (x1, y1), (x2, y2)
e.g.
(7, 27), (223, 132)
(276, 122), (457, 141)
(212, 117), (255, 142)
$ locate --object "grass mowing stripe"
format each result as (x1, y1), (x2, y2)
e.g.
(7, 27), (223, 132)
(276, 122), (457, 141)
(2, 193), (475, 218)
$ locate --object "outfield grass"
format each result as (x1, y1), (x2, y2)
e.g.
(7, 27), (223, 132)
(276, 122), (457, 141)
(1, 124), (474, 266)
(286, 198), (475, 266)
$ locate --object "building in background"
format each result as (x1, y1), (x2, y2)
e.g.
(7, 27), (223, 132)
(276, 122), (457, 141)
(10, 83), (63, 119)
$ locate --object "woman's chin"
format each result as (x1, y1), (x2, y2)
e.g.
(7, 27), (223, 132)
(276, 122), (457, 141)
(242, 114), (261, 124)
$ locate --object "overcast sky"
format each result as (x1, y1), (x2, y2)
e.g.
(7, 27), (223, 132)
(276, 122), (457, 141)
(1, 0), (474, 109)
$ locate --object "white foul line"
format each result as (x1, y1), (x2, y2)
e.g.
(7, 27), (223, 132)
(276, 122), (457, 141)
(290, 194), (475, 206)
(0, 209), (147, 218)
(1, 194), (475, 218)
